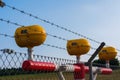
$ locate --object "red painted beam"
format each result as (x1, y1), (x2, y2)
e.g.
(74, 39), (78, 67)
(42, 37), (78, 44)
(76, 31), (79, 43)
(100, 68), (112, 74)
(22, 60), (56, 71)
(22, 60), (112, 75)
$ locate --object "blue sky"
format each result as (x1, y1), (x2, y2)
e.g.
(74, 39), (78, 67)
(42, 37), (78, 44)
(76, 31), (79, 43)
(0, 0), (120, 61)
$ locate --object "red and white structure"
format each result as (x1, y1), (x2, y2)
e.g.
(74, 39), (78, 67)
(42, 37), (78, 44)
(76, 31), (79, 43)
(22, 60), (112, 80)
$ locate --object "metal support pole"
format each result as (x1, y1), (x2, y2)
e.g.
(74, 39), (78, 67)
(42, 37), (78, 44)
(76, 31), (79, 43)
(28, 48), (33, 60)
(106, 60), (110, 68)
(57, 71), (65, 80)
(89, 62), (93, 80)
(74, 56), (85, 80)
(76, 56), (80, 63)
(88, 42), (105, 80)
(93, 73), (98, 80)
(93, 68), (100, 80)
(57, 66), (66, 80)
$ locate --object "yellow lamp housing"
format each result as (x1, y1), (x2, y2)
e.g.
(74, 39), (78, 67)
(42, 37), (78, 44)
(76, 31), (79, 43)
(14, 25), (47, 48)
(98, 46), (117, 60)
(66, 38), (91, 56)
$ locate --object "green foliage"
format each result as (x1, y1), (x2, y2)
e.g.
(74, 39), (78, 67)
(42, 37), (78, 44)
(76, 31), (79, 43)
(93, 58), (120, 69)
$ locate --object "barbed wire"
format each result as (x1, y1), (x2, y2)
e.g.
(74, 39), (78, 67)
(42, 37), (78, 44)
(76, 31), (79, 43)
(3, 4), (120, 52)
(1, 32), (120, 58)
(0, 18), (24, 26)
(46, 33), (67, 41)
(0, 32), (97, 58)
(0, 19), (119, 58)
(0, 48), (15, 54)
(0, 18), (68, 41)
(0, 18), (66, 51)
(0, 34), (120, 58)
(4, 4), (101, 44)
(0, 33), (14, 38)
(0, 3), (120, 57)
(0, 18), (97, 50)
(0, 33), (93, 57)
(43, 43), (66, 50)
(1, 17), (120, 59)
(0, 34), (96, 59)
(0, 18), (67, 42)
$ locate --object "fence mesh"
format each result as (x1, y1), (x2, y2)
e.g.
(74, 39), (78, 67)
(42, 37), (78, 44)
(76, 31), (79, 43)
(0, 49), (120, 80)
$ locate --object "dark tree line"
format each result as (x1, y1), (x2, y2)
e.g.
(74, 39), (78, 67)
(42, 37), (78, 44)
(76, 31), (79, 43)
(0, 68), (45, 76)
(93, 58), (120, 69)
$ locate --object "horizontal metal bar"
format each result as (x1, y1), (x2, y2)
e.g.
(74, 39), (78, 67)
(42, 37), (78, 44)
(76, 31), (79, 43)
(22, 60), (112, 75)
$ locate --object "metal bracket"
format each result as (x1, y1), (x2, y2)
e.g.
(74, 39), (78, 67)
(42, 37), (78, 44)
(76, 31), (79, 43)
(57, 65), (66, 80)
(88, 42), (105, 80)
(28, 48), (33, 60)
(0, 0), (5, 7)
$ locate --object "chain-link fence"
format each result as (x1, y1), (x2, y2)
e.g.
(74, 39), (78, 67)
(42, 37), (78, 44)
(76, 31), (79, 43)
(0, 49), (120, 80)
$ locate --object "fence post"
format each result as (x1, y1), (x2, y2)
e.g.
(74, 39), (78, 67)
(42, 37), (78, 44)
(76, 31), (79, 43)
(88, 42), (105, 80)
(74, 56), (85, 80)
(74, 63), (85, 80)
(76, 56), (80, 63)
(28, 48), (33, 60)
(93, 72), (98, 80)
(57, 65), (66, 80)
(57, 71), (65, 80)
(106, 60), (110, 68)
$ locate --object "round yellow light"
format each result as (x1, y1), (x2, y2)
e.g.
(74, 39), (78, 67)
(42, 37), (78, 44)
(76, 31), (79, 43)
(66, 38), (90, 56)
(14, 25), (46, 48)
(99, 46), (117, 60)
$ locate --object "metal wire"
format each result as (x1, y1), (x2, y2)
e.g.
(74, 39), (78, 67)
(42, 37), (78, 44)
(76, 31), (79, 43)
(43, 43), (66, 50)
(5, 4), (101, 44)
(46, 33), (67, 41)
(1, 4), (120, 57)
(0, 32), (93, 57)
(0, 33), (14, 38)
(3, 4), (120, 52)
(0, 33), (106, 58)
(0, 18), (69, 48)
(1, 1), (120, 59)
(0, 2), (120, 80)
(0, 18), (96, 51)
(1, 18), (120, 58)
(0, 18), (68, 41)
(0, 22), (66, 51)
(0, 18), (24, 26)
